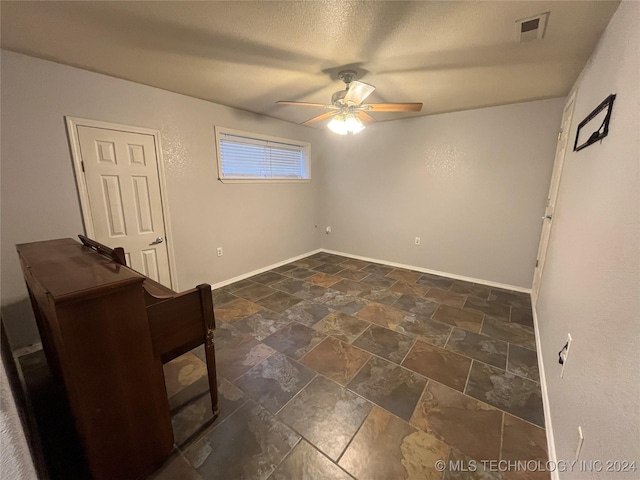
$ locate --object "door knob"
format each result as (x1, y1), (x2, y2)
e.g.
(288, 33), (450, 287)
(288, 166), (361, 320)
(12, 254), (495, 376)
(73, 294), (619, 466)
(149, 236), (164, 245)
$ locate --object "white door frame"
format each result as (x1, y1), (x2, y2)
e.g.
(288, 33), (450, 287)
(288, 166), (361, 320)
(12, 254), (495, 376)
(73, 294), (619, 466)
(66, 116), (179, 290)
(531, 90), (577, 304)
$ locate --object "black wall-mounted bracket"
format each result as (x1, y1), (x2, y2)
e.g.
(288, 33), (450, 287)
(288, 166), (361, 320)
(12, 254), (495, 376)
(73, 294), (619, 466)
(573, 93), (616, 152)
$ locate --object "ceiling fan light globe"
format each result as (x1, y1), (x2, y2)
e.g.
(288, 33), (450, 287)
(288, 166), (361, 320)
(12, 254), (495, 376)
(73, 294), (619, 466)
(328, 116), (348, 135)
(345, 115), (365, 134)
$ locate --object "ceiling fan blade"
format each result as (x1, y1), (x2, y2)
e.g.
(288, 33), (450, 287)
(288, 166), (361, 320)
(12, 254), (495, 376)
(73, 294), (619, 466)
(302, 111), (338, 125)
(358, 111), (377, 126)
(366, 103), (423, 112)
(277, 101), (334, 108)
(344, 81), (376, 105)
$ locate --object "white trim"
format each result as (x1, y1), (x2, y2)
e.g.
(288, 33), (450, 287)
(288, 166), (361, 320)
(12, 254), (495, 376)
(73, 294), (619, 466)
(210, 249), (322, 290)
(531, 90), (577, 305)
(13, 342), (43, 359)
(65, 117), (180, 290)
(531, 304), (559, 480)
(320, 249), (531, 293)
(214, 125), (311, 184)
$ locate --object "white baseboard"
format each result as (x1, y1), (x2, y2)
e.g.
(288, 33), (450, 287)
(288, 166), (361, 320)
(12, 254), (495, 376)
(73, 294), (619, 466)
(320, 249), (531, 293)
(210, 249), (322, 290)
(532, 304), (558, 480)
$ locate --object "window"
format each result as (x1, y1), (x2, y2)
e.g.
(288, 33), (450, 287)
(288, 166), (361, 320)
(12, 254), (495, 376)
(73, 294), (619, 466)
(215, 127), (311, 183)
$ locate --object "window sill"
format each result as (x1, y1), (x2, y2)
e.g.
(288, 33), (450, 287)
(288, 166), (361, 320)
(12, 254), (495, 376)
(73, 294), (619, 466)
(218, 178), (312, 184)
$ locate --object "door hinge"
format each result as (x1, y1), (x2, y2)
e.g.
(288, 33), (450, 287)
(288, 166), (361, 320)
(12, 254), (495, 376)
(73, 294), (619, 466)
(557, 130), (563, 142)
(535, 259), (539, 268)
(81, 161), (85, 172)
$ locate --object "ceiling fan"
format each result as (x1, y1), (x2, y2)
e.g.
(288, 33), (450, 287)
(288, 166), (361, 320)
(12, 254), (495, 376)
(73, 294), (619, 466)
(276, 70), (423, 135)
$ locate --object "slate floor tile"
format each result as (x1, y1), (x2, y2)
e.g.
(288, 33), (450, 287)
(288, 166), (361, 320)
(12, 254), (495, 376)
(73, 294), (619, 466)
(449, 280), (491, 300)
(271, 264), (298, 274)
(332, 279), (372, 296)
(411, 381), (502, 461)
(402, 341), (472, 392)
(184, 401), (299, 480)
(214, 324), (276, 380)
(256, 291), (302, 313)
(312, 263), (345, 275)
(432, 305), (484, 333)
(232, 310), (291, 341)
(223, 278), (259, 293)
(445, 327), (508, 369)
(356, 302), (410, 330)
(362, 288), (402, 306)
(339, 258), (370, 270)
(348, 356), (427, 421)
(234, 283), (277, 302)
(270, 277), (307, 295)
(312, 311), (370, 344)
(277, 376), (372, 461)
(394, 314), (452, 347)
(360, 274), (397, 289)
(511, 306), (534, 327)
(171, 378), (245, 447)
(293, 283), (333, 301)
(214, 297), (264, 323)
(149, 452), (202, 480)
(269, 440), (354, 480)
(444, 450), (505, 480)
(263, 322), (326, 359)
(385, 268), (422, 284)
(416, 273), (455, 290)
(282, 299), (331, 327)
(501, 414), (549, 480)
(465, 362), (545, 427)
(339, 406), (449, 480)
(488, 289), (532, 309)
(390, 281), (431, 297)
(318, 291), (369, 315)
(335, 268), (371, 281)
(353, 325), (415, 364)
(424, 288), (467, 308)
(292, 258), (324, 269)
(285, 267), (316, 280)
(362, 263), (395, 276)
(393, 294), (439, 317)
(301, 336), (370, 385)
(212, 289), (237, 307)
(307, 272), (341, 287)
(481, 317), (537, 350)
(507, 345), (540, 381)
(252, 271), (287, 286)
(235, 353), (315, 414)
(164, 353), (208, 400)
(465, 297), (511, 321)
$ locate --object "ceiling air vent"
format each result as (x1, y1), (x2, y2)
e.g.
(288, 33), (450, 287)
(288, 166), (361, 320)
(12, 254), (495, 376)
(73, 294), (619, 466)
(515, 12), (549, 42)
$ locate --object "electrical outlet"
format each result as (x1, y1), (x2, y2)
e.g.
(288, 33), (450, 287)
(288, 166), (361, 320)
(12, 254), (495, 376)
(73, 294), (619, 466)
(560, 333), (572, 378)
(216, 247), (223, 257)
(415, 237), (421, 245)
(326, 226), (332, 234)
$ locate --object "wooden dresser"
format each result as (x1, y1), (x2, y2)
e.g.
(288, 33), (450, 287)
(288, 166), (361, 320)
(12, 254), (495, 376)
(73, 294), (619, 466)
(17, 237), (218, 480)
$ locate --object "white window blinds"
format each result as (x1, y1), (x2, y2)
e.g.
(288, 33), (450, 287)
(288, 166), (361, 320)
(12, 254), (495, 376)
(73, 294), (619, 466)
(217, 130), (310, 181)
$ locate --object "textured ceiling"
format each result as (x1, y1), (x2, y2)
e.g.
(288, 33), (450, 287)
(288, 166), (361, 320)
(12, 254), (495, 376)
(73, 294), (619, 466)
(1, 1), (619, 126)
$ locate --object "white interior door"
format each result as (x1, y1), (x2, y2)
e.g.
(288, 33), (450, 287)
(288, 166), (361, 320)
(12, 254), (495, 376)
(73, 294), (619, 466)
(532, 93), (576, 303)
(73, 124), (173, 287)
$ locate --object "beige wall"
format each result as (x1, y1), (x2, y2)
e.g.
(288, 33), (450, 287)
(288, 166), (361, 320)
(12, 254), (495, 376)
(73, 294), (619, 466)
(536, 2), (639, 475)
(319, 98), (565, 288)
(0, 50), (325, 348)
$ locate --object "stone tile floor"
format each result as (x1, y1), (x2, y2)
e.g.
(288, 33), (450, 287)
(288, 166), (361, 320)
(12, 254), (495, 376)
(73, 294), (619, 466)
(152, 253), (549, 480)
